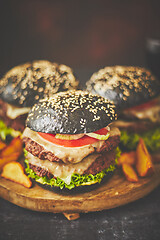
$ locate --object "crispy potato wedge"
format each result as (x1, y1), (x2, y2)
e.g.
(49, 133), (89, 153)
(1, 161), (32, 188)
(0, 140), (6, 151)
(117, 151), (136, 166)
(122, 163), (138, 182)
(0, 152), (20, 171)
(136, 138), (154, 177)
(63, 213), (80, 220)
(0, 136), (23, 158)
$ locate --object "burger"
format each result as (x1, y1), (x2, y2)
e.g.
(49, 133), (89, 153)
(0, 60), (79, 141)
(86, 66), (160, 156)
(22, 90), (121, 191)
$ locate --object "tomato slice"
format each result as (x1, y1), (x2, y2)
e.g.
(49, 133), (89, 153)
(38, 128), (108, 147)
(126, 98), (158, 112)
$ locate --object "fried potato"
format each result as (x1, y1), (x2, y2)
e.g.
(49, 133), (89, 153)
(0, 141), (6, 151)
(0, 136), (23, 158)
(122, 163), (138, 182)
(136, 138), (154, 177)
(0, 152), (20, 170)
(117, 151), (136, 166)
(1, 161), (32, 188)
(63, 212), (80, 220)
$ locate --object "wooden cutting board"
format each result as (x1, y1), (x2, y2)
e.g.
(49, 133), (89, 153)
(0, 163), (160, 218)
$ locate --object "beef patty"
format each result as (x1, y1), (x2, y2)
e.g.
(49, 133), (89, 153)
(28, 149), (116, 178)
(23, 135), (120, 163)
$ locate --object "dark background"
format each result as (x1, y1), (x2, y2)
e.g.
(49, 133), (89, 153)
(0, 0), (160, 79)
(0, 1), (160, 239)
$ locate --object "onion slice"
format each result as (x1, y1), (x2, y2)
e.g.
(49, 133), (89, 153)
(55, 133), (84, 140)
(86, 132), (110, 140)
(55, 127), (110, 141)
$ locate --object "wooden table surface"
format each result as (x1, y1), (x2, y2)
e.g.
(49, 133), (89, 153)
(0, 184), (160, 240)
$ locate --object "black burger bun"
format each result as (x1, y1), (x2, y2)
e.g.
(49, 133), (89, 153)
(0, 60), (79, 108)
(86, 66), (160, 111)
(26, 90), (117, 134)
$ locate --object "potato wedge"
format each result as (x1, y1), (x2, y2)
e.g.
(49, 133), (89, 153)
(0, 136), (23, 158)
(63, 212), (80, 220)
(0, 152), (20, 171)
(122, 163), (138, 182)
(1, 161), (32, 188)
(117, 151), (136, 166)
(136, 138), (154, 177)
(0, 140), (6, 151)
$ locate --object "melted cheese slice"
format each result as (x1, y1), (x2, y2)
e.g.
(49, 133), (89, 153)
(27, 152), (99, 185)
(123, 102), (160, 123)
(6, 103), (30, 119)
(23, 127), (120, 164)
(23, 127), (105, 164)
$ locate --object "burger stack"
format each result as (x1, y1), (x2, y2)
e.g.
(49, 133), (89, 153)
(22, 90), (120, 191)
(86, 66), (160, 156)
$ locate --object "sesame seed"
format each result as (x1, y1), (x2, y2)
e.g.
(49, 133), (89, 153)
(0, 60), (79, 107)
(86, 66), (160, 105)
(27, 90), (117, 132)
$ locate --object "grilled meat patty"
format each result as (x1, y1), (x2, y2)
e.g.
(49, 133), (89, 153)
(27, 149), (116, 179)
(23, 127), (120, 164)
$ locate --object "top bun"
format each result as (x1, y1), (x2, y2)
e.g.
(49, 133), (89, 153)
(26, 90), (117, 134)
(0, 60), (79, 108)
(86, 66), (160, 110)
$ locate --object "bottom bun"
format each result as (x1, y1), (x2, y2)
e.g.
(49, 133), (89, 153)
(24, 147), (121, 193)
(24, 157), (119, 193)
(34, 171), (114, 195)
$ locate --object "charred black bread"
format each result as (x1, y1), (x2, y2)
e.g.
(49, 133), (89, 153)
(0, 60), (79, 108)
(86, 66), (160, 153)
(23, 90), (120, 191)
(0, 60), (79, 132)
(26, 90), (117, 134)
(86, 66), (160, 111)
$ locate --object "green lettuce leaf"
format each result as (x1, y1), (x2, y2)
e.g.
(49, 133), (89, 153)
(25, 147), (121, 190)
(0, 120), (21, 141)
(120, 126), (160, 152)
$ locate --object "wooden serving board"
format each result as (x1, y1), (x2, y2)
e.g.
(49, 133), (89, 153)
(0, 164), (160, 217)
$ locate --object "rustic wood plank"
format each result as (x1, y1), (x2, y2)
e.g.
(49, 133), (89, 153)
(0, 164), (160, 215)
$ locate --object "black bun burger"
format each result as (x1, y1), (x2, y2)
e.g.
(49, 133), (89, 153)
(22, 90), (121, 191)
(86, 66), (160, 155)
(0, 60), (79, 140)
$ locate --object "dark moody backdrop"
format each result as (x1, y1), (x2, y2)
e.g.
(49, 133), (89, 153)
(0, 1), (160, 240)
(0, 0), (160, 79)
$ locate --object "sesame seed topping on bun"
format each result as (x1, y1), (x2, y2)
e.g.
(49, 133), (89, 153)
(0, 60), (79, 107)
(26, 90), (117, 134)
(86, 66), (160, 110)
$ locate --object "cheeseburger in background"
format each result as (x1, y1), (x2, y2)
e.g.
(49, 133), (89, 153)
(23, 90), (121, 191)
(86, 66), (160, 155)
(0, 60), (79, 140)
